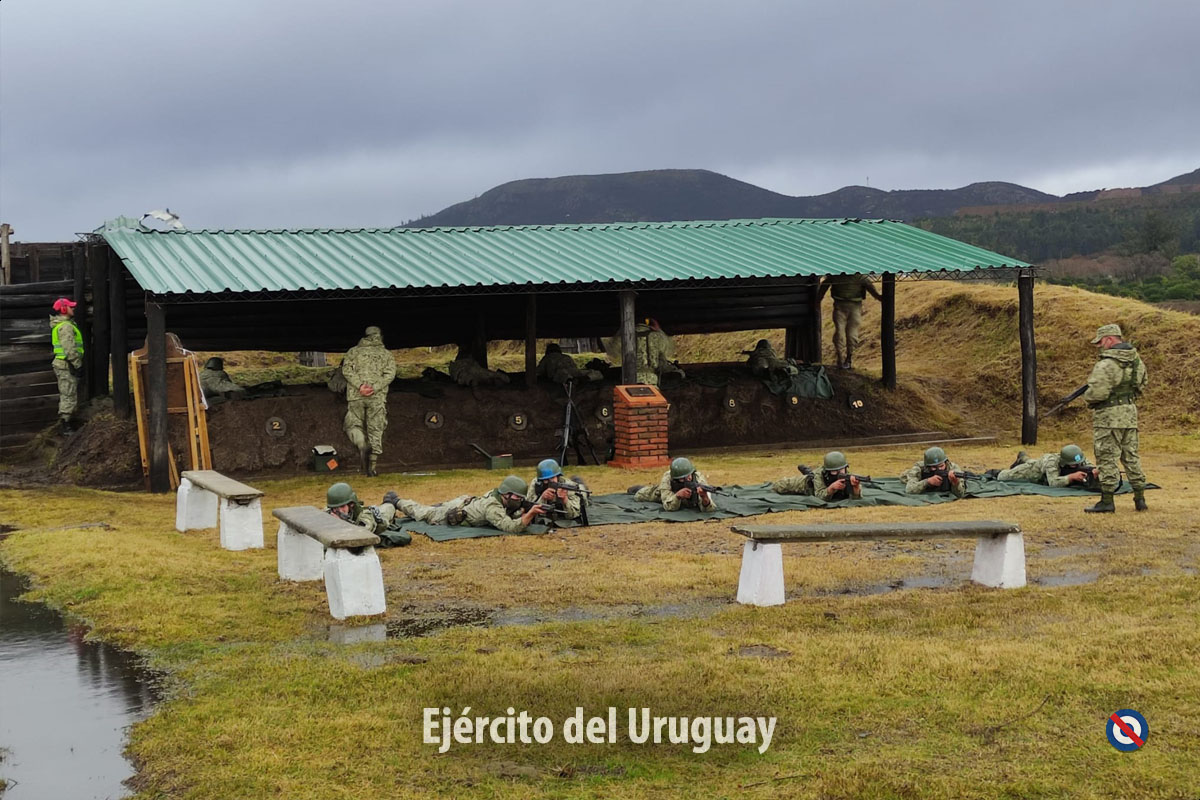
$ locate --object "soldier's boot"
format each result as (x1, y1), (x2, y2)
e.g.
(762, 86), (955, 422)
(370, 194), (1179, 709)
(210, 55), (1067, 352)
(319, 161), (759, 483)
(366, 454), (379, 478)
(1009, 450), (1027, 469)
(1084, 492), (1115, 513)
(1133, 490), (1148, 512)
(58, 416), (75, 435)
(983, 469), (1001, 480)
(626, 485), (646, 495)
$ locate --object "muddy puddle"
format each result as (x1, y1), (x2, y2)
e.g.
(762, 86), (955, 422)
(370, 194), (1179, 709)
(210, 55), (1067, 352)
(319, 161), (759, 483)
(0, 569), (160, 800)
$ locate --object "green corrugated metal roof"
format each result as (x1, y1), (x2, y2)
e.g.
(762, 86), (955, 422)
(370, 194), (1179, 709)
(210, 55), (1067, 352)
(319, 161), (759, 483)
(100, 218), (1030, 297)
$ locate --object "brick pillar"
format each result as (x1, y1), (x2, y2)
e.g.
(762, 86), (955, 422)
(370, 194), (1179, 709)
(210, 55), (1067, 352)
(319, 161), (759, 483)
(608, 385), (671, 469)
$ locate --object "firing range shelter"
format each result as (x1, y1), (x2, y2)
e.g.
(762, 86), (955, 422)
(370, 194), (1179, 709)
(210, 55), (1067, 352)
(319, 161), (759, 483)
(40, 217), (1037, 491)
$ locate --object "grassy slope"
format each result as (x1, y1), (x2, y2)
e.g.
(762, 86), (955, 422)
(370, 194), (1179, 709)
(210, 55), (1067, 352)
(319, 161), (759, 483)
(3, 282), (1200, 799)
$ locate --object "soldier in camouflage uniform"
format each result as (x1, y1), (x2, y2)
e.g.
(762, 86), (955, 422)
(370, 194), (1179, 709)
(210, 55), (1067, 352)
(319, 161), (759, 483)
(1082, 324), (1148, 513)
(199, 357), (246, 403)
(633, 320), (685, 386)
(632, 456), (718, 511)
(900, 446), (967, 498)
(746, 339), (798, 378)
(991, 444), (1098, 488)
(526, 458), (588, 521)
(449, 346), (510, 387)
(772, 451), (862, 501)
(341, 326), (396, 477)
(396, 476), (548, 533)
(537, 343), (603, 384)
(49, 297), (84, 434)
(818, 274), (882, 369)
(326, 482), (410, 546)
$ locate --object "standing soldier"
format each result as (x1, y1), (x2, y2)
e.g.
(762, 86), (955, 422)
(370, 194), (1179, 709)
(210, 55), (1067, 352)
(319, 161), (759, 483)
(818, 273), (882, 369)
(49, 297), (84, 434)
(1082, 324), (1148, 513)
(341, 326), (396, 477)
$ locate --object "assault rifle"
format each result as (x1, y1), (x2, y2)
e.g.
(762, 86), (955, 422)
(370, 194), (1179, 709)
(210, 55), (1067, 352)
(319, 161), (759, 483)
(1060, 464), (1101, 491)
(669, 475), (727, 508)
(557, 380), (600, 467)
(516, 498), (564, 526)
(1043, 384), (1088, 419)
(531, 477), (591, 526)
(921, 465), (970, 492)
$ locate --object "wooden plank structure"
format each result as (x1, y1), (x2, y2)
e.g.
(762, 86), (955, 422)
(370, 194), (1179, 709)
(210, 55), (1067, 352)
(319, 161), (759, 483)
(730, 519), (1027, 606)
(129, 332), (211, 491)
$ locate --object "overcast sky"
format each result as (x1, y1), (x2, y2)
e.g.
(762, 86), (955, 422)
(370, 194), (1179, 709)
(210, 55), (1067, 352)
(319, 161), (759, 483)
(2, 0), (1198, 240)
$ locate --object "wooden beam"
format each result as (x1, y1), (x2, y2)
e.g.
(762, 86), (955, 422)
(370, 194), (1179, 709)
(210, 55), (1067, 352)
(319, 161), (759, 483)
(1018, 270), (1038, 445)
(524, 294), (537, 388)
(145, 300), (171, 493)
(796, 277), (822, 363)
(619, 289), (637, 385)
(0, 223), (12, 285)
(881, 272), (896, 390)
(70, 245), (93, 398)
(731, 519), (1021, 543)
(109, 253), (130, 416)
(87, 244), (110, 398)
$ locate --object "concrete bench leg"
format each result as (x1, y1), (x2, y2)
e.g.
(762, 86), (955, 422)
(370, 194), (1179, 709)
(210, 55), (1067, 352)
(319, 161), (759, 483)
(971, 532), (1026, 589)
(175, 478), (218, 532)
(219, 498), (264, 551)
(277, 522), (325, 581)
(323, 547), (387, 620)
(736, 541), (786, 606)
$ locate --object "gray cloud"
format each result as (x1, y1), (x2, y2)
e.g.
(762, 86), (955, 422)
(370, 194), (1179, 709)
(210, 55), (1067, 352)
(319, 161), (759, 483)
(2, 0), (1198, 239)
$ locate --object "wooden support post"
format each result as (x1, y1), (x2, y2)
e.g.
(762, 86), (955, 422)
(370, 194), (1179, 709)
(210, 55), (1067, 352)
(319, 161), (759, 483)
(881, 272), (896, 390)
(619, 289), (637, 385)
(87, 244), (110, 399)
(109, 251), (129, 416)
(1018, 270), (1038, 445)
(524, 294), (537, 388)
(0, 223), (12, 285)
(70, 245), (93, 398)
(799, 278), (822, 363)
(28, 247), (41, 283)
(472, 312), (488, 369)
(146, 300), (171, 493)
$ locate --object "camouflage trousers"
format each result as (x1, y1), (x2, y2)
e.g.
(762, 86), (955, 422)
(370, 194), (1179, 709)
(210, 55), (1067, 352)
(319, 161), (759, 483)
(997, 457), (1043, 484)
(1093, 426), (1146, 492)
(53, 359), (78, 418)
(770, 475), (813, 495)
(832, 300), (863, 362)
(398, 494), (473, 525)
(344, 396), (387, 457)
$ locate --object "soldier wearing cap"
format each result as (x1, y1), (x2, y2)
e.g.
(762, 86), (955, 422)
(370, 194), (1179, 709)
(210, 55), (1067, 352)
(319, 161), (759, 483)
(818, 273), (882, 370)
(989, 444), (1099, 488)
(900, 446), (967, 497)
(341, 326), (396, 477)
(1082, 324), (1148, 513)
(395, 476), (548, 533)
(772, 451), (862, 501)
(49, 297), (84, 434)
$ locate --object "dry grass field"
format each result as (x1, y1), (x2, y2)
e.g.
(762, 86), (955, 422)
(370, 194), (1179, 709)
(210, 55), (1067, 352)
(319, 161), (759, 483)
(2, 281), (1199, 798)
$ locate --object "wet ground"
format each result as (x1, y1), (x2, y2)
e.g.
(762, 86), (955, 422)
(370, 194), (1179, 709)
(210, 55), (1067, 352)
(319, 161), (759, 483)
(0, 569), (159, 800)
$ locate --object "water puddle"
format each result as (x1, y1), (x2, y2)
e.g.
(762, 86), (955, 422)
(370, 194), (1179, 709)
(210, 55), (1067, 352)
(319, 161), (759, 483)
(1034, 571), (1100, 587)
(0, 569), (159, 800)
(814, 574), (955, 596)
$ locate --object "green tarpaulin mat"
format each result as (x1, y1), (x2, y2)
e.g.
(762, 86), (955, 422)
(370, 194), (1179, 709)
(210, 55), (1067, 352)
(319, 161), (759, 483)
(400, 478), (1157, 542)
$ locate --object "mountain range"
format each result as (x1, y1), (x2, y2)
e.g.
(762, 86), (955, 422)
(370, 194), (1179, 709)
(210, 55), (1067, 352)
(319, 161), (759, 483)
(409, 167), (1200, 228)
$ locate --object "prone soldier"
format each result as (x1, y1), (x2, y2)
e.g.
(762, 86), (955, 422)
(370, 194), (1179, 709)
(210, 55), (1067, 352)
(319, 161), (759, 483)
(527, 458), (589, 522)
(325, 482), (411, 546)
(632, 456), (719, 511)
(199, 357), (246, 404)
(745, 339), (798, 378)
(772, 451), (865, 501)
(900, 447), (967, 498)
(986, 444), (1099, 489)
(396, 476), (548, 534)
(537, 343), (603, 384)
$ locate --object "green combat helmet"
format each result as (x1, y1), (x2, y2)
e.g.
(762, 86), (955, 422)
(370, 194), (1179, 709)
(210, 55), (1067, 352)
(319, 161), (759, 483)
(204, 357), (223, 370)
(497, 475), (528, 496)
(823, 451), (848, 471)
(1059, 444), (1086, 468)
(670, 457), (696, 479)
(326, 482), (359, 515)
(923, 446), (948, 467)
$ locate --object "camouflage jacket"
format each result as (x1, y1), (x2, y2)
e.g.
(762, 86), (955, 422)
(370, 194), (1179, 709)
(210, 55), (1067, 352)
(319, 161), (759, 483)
(199, 367), (244, 396)
(537, 351), (584, 384)
(525, 479), (586, 520)
(461, 492), (534, 533)
(1082, 344), (1146, 428)
(342, 330), (396, 403)
(1027, 453), (1092, 488)
(900, 460), (967, 497)
(747, 344), (796, 377)
(639, 468), (718, 511)
(49, 314), (84, 368)
(449, 357), (509, 387)
(821, 274), (877, 303)
(636, 325), (677, 377)
(328, 501), (396, 534)
(771, 470), (861, 501)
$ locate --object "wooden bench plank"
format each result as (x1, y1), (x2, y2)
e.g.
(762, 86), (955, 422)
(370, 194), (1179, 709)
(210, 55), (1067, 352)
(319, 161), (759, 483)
(181, 469), (263, 500)
(731, 520), (1021, 543)
(272, 505), (380, 549)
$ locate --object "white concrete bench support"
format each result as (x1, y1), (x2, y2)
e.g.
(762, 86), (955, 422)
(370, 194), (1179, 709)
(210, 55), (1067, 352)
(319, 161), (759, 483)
(176, 470), (265, 551)
(731, 520), (1025, 606)
(272, 506), (386, 620)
